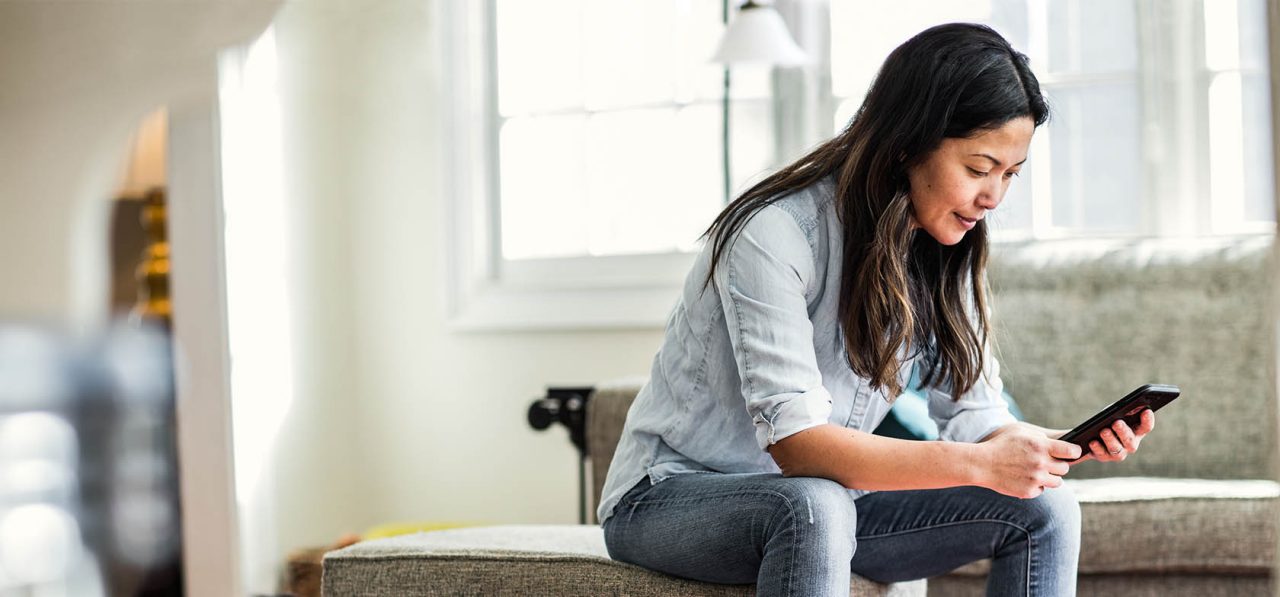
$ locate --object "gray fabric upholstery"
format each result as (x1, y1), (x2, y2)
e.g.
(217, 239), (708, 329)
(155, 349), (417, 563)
(927, 574), (1273, 597)
(986, 236), (1274, 480)
(323, 525), (927, 596)
(948, 477), (1279, 575)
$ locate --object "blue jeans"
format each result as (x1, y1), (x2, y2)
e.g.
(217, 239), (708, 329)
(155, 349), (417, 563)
(603, 473), (1081, 596)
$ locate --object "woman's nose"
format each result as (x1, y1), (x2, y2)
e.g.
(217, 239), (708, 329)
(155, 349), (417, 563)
(976, 186), (1000, 210)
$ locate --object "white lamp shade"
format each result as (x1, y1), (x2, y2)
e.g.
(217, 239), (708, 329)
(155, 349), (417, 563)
(711, 3), (808, 66)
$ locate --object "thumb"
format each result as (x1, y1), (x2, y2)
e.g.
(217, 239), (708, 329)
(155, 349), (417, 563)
(1048, 439), (1083, 461)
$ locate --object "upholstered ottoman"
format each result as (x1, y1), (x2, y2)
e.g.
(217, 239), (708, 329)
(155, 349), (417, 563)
(322, 524), (927, 596)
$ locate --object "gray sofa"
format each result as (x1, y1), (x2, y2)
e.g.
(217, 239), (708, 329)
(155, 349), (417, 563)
(325, 236), (1277, 596)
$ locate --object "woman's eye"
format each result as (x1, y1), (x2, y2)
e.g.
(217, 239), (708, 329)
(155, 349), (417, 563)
(1004, 170), (1020, 179)
(967, 167), (988, 177)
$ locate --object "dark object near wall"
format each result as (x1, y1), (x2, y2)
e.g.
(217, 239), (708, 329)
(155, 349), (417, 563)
(528, 387), (593, 523)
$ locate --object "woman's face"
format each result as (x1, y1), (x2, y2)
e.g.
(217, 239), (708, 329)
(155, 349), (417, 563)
(906, 116), (1035, 245)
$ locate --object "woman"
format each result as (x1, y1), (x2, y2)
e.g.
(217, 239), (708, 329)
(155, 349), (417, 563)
(597, 23), (1156, 596)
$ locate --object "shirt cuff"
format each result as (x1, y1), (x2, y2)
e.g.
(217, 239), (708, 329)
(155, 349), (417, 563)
(752, 386), (833, 451)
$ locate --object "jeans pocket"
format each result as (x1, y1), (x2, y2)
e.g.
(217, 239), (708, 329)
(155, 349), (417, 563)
(618, 477), (654, 508)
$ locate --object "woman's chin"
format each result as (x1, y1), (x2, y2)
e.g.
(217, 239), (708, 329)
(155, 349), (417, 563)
(920, 225), (966, 246)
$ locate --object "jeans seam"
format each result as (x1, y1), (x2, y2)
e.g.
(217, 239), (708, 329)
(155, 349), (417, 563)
(1027, 523), (1035, 597)
(855, 517), (1030, 540)
(633, 487), (797, 508)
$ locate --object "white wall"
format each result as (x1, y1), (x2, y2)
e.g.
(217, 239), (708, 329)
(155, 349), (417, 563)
(246, 0), (667, 588)
(269, 0), (667, 528)
(1, 0), (671, 592)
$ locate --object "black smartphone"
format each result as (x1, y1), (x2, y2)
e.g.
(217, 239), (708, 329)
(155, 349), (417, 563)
(1059, 384), (1180, 461)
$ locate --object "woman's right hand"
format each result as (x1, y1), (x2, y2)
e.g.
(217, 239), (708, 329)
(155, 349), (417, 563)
(975, 423), (1082, 499)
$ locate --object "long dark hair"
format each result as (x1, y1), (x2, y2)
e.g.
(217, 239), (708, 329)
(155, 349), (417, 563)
(700, 23), (1049, 398)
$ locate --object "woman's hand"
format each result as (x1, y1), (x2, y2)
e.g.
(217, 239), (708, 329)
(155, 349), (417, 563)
(974, 422), (1082, 499)
(1072, 409), (1156, 464)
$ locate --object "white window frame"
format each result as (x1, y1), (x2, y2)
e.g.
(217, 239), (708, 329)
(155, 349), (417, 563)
(440, 0), (1274, 331)
(439, 0), (697, 331)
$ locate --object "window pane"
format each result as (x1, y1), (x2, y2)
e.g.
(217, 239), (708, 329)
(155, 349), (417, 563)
(1243, 74), (1275, 222)
(1045, 0), (1137, 75)
(1047, 82), (1142, 231)
(1238, 0), (1269, 72)
(1204, 0), (1241, 71)
(499, 115), (590, 259)
(582, 2), (680, 110)
(829, 0), (995, 100)
(673, 104), (727, 251)
(730, 99), (774, 195)
(496, 0), (584, 116)
(582, 107), (724, 255)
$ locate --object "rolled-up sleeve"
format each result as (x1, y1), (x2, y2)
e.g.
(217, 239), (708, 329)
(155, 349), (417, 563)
(926, 350), (1017, 443)
(712, 205), (833, 451)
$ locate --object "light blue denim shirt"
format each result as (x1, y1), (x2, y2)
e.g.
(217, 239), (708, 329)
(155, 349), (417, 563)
(597, 176), (1016, 524)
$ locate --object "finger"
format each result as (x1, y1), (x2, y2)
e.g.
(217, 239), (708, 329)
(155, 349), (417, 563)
(1090, 440), (1111, 461)
(1112, 420), (1139, 452)
(1048, 439), (1084, 461)
(1100, 429), (1126, 459)
(1140, 408), (1155, 432)
(1047, 459), (1070, 476)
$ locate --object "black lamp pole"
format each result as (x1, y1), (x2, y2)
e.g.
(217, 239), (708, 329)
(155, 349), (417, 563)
(722, 0), (732, 204)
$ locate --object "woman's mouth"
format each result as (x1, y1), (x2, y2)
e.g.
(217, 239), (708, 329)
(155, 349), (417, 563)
(954, 213), (979, 230)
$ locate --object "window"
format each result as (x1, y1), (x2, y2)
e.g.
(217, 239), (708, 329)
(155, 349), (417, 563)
(495, 0), (774, 260)
(1205, 0), (1275, 230)
(442, 0), (1274, 330)
(829, 0), (1274, 239)
(442, 0), (778, 330)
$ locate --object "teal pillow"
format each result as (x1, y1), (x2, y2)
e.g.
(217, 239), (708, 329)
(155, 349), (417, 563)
(872, 363), (1024, 441)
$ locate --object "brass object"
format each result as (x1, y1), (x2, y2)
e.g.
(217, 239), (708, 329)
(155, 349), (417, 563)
(130, 187), (171, 328)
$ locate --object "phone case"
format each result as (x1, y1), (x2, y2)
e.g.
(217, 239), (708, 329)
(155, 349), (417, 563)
(1059, 384), (1180, 456)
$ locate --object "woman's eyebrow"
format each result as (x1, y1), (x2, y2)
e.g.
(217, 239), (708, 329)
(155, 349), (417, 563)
(971, 153), (1028, 167)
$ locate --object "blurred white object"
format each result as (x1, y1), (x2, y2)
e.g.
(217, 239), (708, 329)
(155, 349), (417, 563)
(0, 504), (81, 585)
(711, 1), (808, 66)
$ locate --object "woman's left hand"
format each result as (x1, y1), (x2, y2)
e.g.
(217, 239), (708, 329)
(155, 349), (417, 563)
(1075, 408), (1156, 463)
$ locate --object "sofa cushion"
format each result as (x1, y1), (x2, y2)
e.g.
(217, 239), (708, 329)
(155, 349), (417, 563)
(987, 236), (1274, 480)
(947, 477), (1280, 576)
(322, 524), (927, 597)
